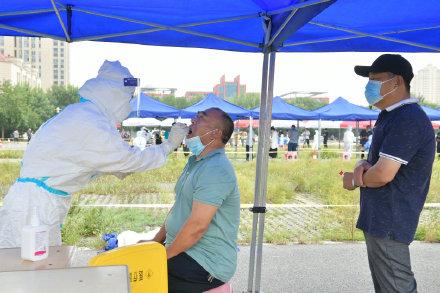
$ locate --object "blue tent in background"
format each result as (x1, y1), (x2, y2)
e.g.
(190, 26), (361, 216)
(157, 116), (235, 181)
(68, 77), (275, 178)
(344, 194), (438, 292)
(421, 105), (440, 121)
(251, 96), (317, 120)
(128, 93), (181, 118)
(180, 94), (250, 121)
(313, 97), (379, 121)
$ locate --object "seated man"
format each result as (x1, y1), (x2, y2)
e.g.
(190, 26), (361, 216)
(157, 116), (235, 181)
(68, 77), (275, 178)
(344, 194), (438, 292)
(152, 107), (240, 292)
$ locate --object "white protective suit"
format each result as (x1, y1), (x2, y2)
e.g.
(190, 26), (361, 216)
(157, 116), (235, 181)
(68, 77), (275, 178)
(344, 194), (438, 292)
(0, 60), (187, 248)
(133, 130), (148, 150)
(343, 126), (356, 153)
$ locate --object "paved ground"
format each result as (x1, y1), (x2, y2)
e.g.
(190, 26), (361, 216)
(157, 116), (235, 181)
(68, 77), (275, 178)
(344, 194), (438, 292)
(72, 242), (440, 293)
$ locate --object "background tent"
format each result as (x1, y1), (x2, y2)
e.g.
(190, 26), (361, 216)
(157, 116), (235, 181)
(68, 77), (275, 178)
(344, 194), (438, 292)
(421, 105), (440, 121)
(128, 93), (181, 119)
(2, 1), (440, 292)
(180, 93), (250, 121)
(251, 96), (318, 120)
(313, 97), (379, 121)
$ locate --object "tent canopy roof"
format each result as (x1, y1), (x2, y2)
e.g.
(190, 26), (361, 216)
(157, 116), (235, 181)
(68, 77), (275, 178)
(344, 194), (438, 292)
(1, 0), (439, 53)
(313, 97), (379, 121)
(421, 105), (440, 121)
(251, 96), (318, 120)
(128, 93), (181, 118)
(180, 93), (250, 120)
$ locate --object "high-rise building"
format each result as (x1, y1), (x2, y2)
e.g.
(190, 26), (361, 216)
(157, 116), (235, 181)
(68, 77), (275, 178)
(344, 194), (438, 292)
(0, 36), (69, 89)
(411, 64), (440, 104)
(0, 53), (41, 87)
(213, 75), (246, 100)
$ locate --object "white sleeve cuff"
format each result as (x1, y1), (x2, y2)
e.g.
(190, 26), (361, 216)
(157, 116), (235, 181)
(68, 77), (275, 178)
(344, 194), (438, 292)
(379, 152), (408, 165)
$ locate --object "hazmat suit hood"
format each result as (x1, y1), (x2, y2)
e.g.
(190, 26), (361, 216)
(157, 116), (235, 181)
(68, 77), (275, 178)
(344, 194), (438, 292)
(78, 60), (135, 123)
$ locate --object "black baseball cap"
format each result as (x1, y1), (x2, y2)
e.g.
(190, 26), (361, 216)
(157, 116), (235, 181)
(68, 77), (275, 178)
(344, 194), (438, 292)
(354, 54), (414, 85)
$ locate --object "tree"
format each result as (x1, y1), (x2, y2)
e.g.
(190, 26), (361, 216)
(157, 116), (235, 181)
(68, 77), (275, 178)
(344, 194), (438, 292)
(285, 97), (326, 110)
(0, 82), (79, 138)
(47, 85), (79, 110)
(155, 95), (203, 109)
(230, 93), (260, 109)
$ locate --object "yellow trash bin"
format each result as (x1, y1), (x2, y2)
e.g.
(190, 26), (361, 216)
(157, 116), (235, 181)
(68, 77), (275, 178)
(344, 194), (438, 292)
(89, 242), (167, 293)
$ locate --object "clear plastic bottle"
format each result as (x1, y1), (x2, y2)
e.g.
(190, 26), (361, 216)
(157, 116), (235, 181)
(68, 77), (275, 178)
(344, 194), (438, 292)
(21, 207), (49, 261)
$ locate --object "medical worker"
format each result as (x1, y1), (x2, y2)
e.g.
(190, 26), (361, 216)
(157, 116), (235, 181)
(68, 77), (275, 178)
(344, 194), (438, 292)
(343, 126), (356, 153)
(0, 60), (188, 248)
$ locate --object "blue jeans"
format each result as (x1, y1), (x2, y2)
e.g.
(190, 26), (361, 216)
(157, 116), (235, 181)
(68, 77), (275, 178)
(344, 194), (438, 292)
(288, 142), (297, 151)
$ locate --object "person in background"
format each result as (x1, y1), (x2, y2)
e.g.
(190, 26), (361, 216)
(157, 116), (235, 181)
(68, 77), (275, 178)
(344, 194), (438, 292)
(360, 125), (372, 159)
(323, 128), (329, 148)
(287, 125), (299, 152)
(302, 128), (310, 148)
(155, 132), (163, 145)
(26, 128), (33, 143)
(246, 127), (255, 161)
(12, 129), (19, 142)
(279, 131), (285, 150)
(269, 126), (279, 158)
(436, 130), (440, 159)
(343, 54), (435, 293)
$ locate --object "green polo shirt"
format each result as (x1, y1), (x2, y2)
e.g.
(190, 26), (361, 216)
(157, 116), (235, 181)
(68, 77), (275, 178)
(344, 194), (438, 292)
(165, 148), (240, 282)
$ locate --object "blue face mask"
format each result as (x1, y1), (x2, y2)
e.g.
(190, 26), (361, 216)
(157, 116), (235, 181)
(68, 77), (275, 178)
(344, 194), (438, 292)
(185, 129), (217, 156)
(364, 76), (397, 105)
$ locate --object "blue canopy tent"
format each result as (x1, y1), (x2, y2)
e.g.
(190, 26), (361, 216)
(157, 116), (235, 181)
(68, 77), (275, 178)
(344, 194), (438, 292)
(313, 97), (379, 121)
(180, 93), (250, 121)
(127, 93), (181, 119)
(2, 1), (440, 291)
(251, 96), (318, 120)
(421, 105), (440, 121)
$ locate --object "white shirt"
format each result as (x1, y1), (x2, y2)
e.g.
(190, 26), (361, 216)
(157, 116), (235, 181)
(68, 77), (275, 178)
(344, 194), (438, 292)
(270, 130), (279, 149)
(385, 97), (418, 112)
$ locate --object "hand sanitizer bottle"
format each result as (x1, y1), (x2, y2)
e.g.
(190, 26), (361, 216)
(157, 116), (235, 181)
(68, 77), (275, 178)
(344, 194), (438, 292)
(21, 207), (49, 261)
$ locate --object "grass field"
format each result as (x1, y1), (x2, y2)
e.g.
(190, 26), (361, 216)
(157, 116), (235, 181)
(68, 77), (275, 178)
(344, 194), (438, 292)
(1, 152), (440, 248)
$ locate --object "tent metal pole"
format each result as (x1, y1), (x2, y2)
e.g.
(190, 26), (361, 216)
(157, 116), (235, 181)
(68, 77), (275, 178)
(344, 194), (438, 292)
(247, 50), (269, 293)
(267, 0), (333, 16)
(254, 50), (276, 292)
(50, 0), (71, 42)
(73, 8), (260, 48)
(308, 21), (440, 52)
(284, 25), (440, 47)
(0, 8), (59, 17)
(0, 24), (65, 40)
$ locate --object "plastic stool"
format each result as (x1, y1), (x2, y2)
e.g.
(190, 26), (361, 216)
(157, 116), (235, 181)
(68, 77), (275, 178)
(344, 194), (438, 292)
(284, 151), (298, 160)
(342, 151), (352, 160)
(204, 283), (233, 293)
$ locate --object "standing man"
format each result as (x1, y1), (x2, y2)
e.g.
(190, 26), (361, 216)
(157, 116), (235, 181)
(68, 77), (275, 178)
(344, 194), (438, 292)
(269, 126), (279, 158)
(26, 128), (33, 142)
(343, 54), (435, 293)
(302, 128), (310, 148)
(323, 128), (329, 148)
(151, 108), (240, 292)
(246, 126), (255, 161)
(436, 131), (440, 159)
(287, 124), (299, 152)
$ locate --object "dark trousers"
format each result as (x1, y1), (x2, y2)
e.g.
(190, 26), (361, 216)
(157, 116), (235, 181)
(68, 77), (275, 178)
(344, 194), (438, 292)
(246, 145), (253, 161)
(168, 252), (224, 293)
(287, 142), (297, 151)
(364, 232), (417, 293)
(269, 147), (277, 158)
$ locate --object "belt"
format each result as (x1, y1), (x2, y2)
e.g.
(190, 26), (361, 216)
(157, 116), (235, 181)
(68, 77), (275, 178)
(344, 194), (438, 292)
(16, 177), (70, 197)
